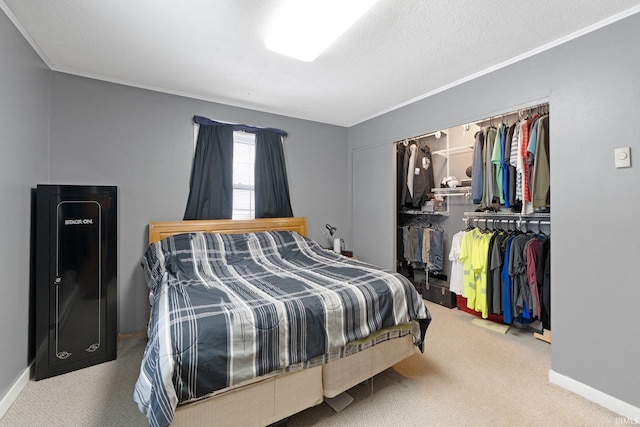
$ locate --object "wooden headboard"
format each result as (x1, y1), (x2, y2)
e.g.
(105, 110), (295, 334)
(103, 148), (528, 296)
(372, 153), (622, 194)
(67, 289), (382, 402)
(148, 217), (308, 244)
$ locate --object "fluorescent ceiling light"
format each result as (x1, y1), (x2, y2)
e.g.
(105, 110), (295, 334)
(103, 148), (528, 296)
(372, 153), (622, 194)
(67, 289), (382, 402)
(265, 0), (379, 62)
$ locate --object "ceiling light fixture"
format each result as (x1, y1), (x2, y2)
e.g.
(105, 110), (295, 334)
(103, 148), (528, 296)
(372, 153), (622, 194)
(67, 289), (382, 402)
(265, 0), (379, 62)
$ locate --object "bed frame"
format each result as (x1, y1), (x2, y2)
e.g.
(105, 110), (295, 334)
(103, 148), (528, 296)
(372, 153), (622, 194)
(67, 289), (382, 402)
(146, 217), (417, 426)
(148, 217), (308, 244)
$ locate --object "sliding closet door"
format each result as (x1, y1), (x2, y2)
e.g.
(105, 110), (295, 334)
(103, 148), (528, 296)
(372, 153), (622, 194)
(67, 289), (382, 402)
(352, 145), (395, 269)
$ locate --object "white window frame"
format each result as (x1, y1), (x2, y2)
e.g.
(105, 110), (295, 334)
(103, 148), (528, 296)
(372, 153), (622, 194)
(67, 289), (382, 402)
(231, 131), (256, 219)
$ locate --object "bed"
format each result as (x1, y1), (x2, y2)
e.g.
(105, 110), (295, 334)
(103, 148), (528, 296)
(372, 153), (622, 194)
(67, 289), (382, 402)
(134, 217), (431, 427)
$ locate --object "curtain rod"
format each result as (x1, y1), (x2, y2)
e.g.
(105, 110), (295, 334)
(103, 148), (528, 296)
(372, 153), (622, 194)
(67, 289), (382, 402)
(193, 115), (288, 137)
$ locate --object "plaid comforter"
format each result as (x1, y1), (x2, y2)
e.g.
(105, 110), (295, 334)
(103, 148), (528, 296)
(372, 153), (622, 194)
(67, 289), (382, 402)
(134, 231), (430, 427)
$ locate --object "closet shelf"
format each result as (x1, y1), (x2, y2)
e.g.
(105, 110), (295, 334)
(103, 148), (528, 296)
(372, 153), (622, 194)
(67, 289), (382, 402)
(432, 186), (471, 197)
(463, 211), (550, 219)
(400, 210), (448, 216)
(432, 145), (473, 157)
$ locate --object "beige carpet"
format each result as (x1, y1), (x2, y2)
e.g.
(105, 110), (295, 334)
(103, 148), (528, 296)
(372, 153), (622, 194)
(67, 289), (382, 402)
(0, 302), (621, 426)
(0, 335), (148, 427)
(289, 302), (620, 426)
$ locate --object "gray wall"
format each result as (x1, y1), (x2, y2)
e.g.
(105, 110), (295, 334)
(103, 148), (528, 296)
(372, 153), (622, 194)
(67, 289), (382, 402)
(49, 73), (349, 334)
(349, 12), (640, 412)
(0, 10), (50, 400)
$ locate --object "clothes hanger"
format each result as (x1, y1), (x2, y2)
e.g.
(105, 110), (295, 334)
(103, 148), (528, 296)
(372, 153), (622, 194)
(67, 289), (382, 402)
(537, 220), (548, 237)
(464, 218), (474, 231)
(523, 220), (534, 235)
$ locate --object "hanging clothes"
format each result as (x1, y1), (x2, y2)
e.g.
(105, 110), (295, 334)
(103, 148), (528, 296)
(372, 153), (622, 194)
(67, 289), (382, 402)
(397, 139), (435, 209)
(503, 123), (516, 209)
(428, 228), (444, 272)
(403, 225), (423, 263)
(491, 124), (505, 205)
(488, 231), (507, 315)
(510, 233), (533, 321)
(501, 234), (515, 324)
(482, 127), (497, 208)
(509, 122), (521, 208)
(448, 230), (466, 296)
(459, 228), (493, 318)
(532, 115), (550, 208)
(490, 123), (516, 208)
(526, 237), (544, 319)
(471, 104), (549, 214)
(410, 140), (435, 208)
(471, 131), (485, 204)
(455, 222), (550, 325)
(397, 142), (408, 208)
(407, 144), (417, 200)
(521, 114), (540, 207)
(401, 224), (444, 272)
(539, 237), (551, 330)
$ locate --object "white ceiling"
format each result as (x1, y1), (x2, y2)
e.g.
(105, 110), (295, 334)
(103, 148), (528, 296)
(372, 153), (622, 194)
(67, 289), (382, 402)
(3, 0), (640, 126)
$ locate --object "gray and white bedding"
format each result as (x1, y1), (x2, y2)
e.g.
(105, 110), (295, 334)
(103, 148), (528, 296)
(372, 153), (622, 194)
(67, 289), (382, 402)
(134, 230), (431, 427)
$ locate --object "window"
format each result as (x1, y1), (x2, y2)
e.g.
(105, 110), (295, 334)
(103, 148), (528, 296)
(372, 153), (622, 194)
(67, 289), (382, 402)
(188, 119), (292, 220)
(232, 131), (256, 219)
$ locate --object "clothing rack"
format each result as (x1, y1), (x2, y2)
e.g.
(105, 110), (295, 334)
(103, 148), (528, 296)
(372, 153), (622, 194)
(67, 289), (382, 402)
(517, 102), (549, 119)
(396, 130), (446, 146)
(395, 101), (549, 147)
(462, 212), (550, 232)
(474, 101), (549, 127)
(457, 211), (552, 343)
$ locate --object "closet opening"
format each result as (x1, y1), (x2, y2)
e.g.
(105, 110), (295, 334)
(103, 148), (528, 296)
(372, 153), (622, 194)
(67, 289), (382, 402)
(395, 101), (551, 342)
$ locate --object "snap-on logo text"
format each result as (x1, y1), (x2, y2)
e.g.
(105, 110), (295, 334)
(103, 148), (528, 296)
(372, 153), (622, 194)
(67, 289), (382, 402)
(65, 219), (93, 225)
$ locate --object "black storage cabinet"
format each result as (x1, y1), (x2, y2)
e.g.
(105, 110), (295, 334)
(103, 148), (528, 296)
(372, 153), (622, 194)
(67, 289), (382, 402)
(34, 185), (117, 380)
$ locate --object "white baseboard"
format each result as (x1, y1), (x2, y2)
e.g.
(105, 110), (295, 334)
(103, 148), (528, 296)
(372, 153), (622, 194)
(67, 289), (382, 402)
(549, 369), (640, 422)
(0, 365), (31, 420)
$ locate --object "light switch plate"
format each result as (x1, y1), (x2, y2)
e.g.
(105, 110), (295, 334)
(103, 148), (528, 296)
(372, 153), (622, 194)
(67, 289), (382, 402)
(614, 147), (631, 168)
